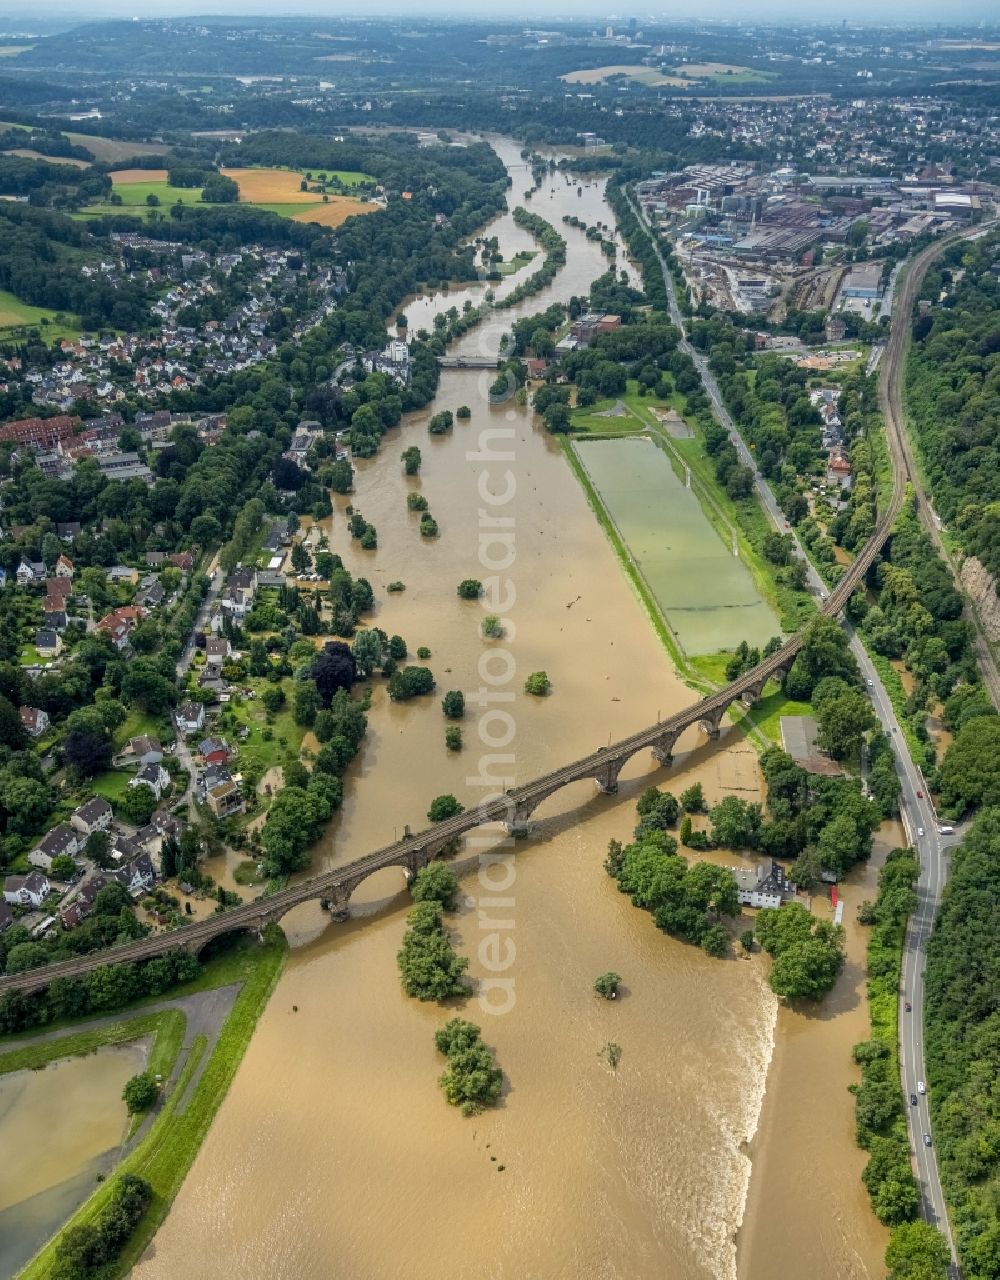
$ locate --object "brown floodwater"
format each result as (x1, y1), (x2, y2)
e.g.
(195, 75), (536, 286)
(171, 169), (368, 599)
(0, 1042), (145, 1276)
(136, 140), (885, 1280)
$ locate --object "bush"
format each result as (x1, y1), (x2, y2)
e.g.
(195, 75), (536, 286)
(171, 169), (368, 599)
(524, 671), (551, 696)
(442, 690), (465, 719)
(594, 971), (621, 999)
(457, 579), (483, 599)
(434, 1018), (503, 1116)
(481, 615), (503, 639)
(445, 726), (463, 752)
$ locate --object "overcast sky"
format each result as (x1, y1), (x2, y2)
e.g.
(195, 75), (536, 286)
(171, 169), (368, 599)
(4, 2), (1000, 24)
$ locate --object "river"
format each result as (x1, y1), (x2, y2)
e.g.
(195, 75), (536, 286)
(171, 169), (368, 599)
(134, 137), (886, 1280)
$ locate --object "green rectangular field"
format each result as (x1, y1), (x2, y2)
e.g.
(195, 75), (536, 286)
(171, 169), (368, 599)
(574, 435), (781, 656)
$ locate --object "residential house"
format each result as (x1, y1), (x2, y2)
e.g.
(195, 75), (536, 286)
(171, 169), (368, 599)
(70, 795), (114, 836)
(115, 853), (157, 896)
(43, 610), (68, 633)
(107, 565), (139, 586)
(29, 823), (81, 870)
(205, 636), (231, 665)
(98, 605), (143, 650)
(3, 872), (51, 907)
(136, 579), (165, 610)
(19, 706), (50, 737)
(55, 554), (74, 579)
(175, 701), (206, 736)
(115, 735), (163, 767)
(145, 551), (167, 568)
(129, 762), (169, 800)
(46, 576), (71, 601)
(16, 559), (46, 586)
(34, 629), (62, 657)
(198, 736), (230, 765)
(733, 859), (790, 910)
(56, 521), (82, 542)
(207, 780), (245, 819)
(169, 551), (195, 572)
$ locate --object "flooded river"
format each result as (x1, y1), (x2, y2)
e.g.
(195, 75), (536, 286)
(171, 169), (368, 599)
(135, 138), (885, 1280)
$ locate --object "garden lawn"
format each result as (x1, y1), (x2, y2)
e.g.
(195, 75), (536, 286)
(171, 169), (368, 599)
(91, 769), (135, 804)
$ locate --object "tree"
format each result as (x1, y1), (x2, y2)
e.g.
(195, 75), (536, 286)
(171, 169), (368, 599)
(401, 446), (422, 475)
(63, 707), (114, 778)
(680, 782), (705, 813)
(397, 902), (469, 1002)
(884, 1221), (950, 1280)
(86, 829), (113, 869)
(709, 795), (761, 850)
(815, 685), (877, 760)
(293, 680), (320, 727)
(457, 579), (483, 599)
(118, 783), (157, 826)
(312, 641), (356, 707)
(388, 666), (435, 701)
(524, 671), (551, 696)
(122, 1071), (158, 1114)
(594, 971), (621, 999)
(936, 715), (1000, 815)
(410, 862), (459, 911)
(49, 854), (77, 881)
(442, 690), (465, 719)
(770, 937), (844, 1000)
(445, 726), (462, 752)
(740, 929), (754, 953)
(427, 794), (464, 822)
(261, 686), (285, 714)
(435, 1018), (503, 1115)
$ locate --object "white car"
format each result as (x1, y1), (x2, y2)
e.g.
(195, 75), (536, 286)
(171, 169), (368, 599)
(917, 1081), (926, 1095)
(917, 827), (924, 838)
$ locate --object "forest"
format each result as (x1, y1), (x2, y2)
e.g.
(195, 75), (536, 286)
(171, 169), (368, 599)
(906, 233), (1000, 584)
(924, 808), (1000, 1280)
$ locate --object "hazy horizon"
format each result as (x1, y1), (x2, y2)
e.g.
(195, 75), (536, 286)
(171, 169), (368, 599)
(2, 5), (1000, 27)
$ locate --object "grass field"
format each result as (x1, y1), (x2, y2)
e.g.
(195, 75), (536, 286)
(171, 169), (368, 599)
(79, 165), (378, 227)
(562, 65), (694, 88)
(3, 148), (91, 167)
(0, 287), (79, 342)
(68, 134), (168, 164)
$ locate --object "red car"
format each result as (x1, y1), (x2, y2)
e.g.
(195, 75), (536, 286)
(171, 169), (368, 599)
(916, 790), (923, 798)
(905, 1001), (912, 1012)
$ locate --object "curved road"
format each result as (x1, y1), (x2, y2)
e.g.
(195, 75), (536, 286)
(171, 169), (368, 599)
(631, 195), (969, 1268)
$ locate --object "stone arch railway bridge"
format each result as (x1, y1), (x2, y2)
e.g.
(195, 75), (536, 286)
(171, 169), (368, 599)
(4, 228), (963, 999)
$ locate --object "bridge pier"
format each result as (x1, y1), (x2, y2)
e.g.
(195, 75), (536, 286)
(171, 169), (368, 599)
(651, 731), (680, 766)
(594, 757), (624, 795)
(699, 708), (726, 740)
(506, 799), (536, 837)
(323, 887), (351, 922)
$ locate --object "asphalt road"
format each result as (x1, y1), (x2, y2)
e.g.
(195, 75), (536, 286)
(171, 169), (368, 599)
(631, 193), (961, 1265)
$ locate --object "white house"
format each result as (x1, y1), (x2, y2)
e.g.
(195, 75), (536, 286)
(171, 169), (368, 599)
(19, 706), (50, 738)
(55, 554), (75, 579)
(115, 853), (157, 896)
(129, 762), (170, 800)
(70, 796), (114, 837)
(3, 872), (51, 908)
(733, 859), (790, 910)
(16, 560), (45, 586)
(175, 701), (205, 736)
(29, 823), (81, 870)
